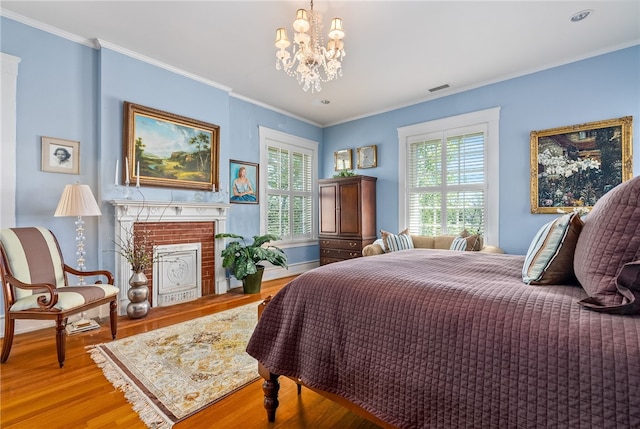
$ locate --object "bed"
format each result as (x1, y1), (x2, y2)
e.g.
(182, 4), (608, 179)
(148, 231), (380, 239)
(246, 176), (640, 428)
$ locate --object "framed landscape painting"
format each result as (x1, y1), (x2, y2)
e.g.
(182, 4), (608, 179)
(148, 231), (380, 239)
(530, 116), (633, 214)
(123, 101), (220, 191)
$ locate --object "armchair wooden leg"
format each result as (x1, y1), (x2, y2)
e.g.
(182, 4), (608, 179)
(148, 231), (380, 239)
(55, 319), (66, 368)
(109, 300), (118, 339)
(1, 317), (15, 363)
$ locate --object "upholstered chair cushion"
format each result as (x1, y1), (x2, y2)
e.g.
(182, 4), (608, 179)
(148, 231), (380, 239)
(411, 235), (435, 249)
(0, 227), (119, 311)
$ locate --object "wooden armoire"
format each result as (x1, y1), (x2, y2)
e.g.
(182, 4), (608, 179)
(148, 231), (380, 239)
(318, 175), (377, 265)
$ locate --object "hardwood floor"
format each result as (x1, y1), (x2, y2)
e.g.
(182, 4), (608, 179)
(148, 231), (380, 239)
(0, 276), (381, 429)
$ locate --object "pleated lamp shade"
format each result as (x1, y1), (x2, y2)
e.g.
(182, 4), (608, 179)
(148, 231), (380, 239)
(54, 184), (102, 217)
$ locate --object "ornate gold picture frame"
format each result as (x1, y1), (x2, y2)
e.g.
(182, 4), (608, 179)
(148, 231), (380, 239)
(123, 101), (220, 191)
(530, 116), (633, 214)
(356, 144), (377, 169)
(334, 149), (352, 171)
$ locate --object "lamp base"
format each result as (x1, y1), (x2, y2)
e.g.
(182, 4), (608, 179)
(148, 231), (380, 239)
(65, 318), (100, 335)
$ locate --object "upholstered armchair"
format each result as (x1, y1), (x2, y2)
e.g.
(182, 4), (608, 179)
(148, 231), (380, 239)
(0, 227), (119, 367)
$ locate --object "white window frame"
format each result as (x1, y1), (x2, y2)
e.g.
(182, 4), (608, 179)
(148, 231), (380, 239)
(397, 107), (500, 245)
(259, 126), (319, 248)
(1, 53), (20, 228)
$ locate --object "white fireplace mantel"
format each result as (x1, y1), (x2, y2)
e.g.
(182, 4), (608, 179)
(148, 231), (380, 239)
(110, 199), (231, 314)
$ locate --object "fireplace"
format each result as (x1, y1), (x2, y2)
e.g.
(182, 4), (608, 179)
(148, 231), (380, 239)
(111, 200), (230, 315)
(153, 242), (202, 306)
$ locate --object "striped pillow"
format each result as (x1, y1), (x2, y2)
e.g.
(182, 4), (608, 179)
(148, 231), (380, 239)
(450, 236), (468, 251)
(522, 212), (583, 285)
(381, 229), (414, 252)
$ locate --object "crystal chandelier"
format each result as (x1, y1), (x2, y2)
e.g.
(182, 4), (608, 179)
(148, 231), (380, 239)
(274, 0), (345, 93)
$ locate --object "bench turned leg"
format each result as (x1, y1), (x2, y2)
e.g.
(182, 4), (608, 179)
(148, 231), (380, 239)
(262, 373), (280, 422)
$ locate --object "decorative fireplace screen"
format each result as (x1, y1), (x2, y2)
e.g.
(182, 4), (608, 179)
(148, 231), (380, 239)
(153, 243), (202, 307)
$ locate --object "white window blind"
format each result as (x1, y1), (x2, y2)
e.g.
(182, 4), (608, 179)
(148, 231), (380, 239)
(407, 129), (485, 235)
(398, 108), (500, 245)
(266, 146), (313, 239)
(260, 127), (318, 243)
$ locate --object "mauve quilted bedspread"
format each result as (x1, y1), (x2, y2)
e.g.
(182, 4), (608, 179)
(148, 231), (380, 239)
(246, 249), (640, 428)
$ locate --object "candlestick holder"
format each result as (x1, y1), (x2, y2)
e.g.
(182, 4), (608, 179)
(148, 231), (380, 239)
(217, 188), (228, 203)
(116, 183), (133, 199)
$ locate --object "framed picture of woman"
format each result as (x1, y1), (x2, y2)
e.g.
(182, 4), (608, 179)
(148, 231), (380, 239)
(41, 136), (80, 174)
(229, 160), (258, 204)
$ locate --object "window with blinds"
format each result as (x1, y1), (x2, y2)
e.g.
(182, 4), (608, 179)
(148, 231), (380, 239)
(265, 140), (314, 241)
(407, 128), (486, 236)
(398, 108), (499, 245)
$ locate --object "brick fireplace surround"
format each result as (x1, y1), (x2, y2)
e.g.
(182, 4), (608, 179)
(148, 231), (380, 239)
(111, 200), (231, 315)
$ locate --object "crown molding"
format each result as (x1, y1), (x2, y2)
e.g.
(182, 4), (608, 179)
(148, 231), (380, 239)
(94, 38), (232, 93)
(3, 8), (330, 128)
(230, 92), (321, 128)
(1, 8), (95, 48)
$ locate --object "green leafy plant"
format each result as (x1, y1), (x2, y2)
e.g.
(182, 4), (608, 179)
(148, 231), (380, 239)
(333, 169), (357, 178)
(215, 233), (288, 280)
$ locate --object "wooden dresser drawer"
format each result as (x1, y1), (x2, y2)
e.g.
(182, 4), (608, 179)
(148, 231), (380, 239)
(320, 247), (362, 260)
(319, 238), (364, 251)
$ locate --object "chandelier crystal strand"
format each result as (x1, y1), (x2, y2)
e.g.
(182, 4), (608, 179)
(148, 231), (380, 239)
(275, 0), (345, 93)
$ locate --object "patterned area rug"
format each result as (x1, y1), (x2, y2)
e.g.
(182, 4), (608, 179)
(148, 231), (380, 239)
(88, 302), (260, 428)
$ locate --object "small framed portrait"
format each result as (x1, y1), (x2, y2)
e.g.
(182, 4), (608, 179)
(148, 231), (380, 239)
(229, 160), (258, 204)
(41, 136), (80, 174)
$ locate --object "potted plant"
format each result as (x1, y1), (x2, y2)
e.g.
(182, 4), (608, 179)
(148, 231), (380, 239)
(215, 233), (288, 294)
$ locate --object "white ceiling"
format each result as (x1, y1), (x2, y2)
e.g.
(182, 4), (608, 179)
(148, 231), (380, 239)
(2, 1), (639, 126)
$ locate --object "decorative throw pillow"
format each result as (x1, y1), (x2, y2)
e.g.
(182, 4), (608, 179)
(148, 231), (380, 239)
(574, 175), (640, 311)
(522, 212), (583, 285)
(372, 238), (386, 252)
(450, 236), (468, 251)
(381, 229), (414, 252)
(578, 260), (640, 315)
(457, 229), (483, 251)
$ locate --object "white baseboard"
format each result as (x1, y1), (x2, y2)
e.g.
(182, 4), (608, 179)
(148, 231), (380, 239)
(263, 260), (317, 281)
(228, 260), (318, 288)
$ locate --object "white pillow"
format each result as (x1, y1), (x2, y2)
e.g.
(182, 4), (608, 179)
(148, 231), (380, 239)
(372, 238), (386, 252)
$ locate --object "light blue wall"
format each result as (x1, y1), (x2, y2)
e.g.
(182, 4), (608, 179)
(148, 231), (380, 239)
(228, 97), (322, 263)
(0, 15), (322, 315)
(1, 17), (100, 264)
(2, 14), (639, 287)
(323, 45), (640, 255)
(96, 46), (234, 269)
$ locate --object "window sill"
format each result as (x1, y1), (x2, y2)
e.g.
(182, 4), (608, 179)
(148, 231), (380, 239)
(273, 238), (319, 249)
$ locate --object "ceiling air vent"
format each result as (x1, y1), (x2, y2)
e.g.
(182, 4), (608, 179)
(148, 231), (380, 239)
(428, 84), (450, 93)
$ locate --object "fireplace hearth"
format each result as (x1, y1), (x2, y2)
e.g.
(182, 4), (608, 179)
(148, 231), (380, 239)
(111, 200), (231, 315)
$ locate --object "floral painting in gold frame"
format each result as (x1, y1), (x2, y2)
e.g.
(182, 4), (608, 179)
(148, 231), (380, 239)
(530, 116), (633, 214)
